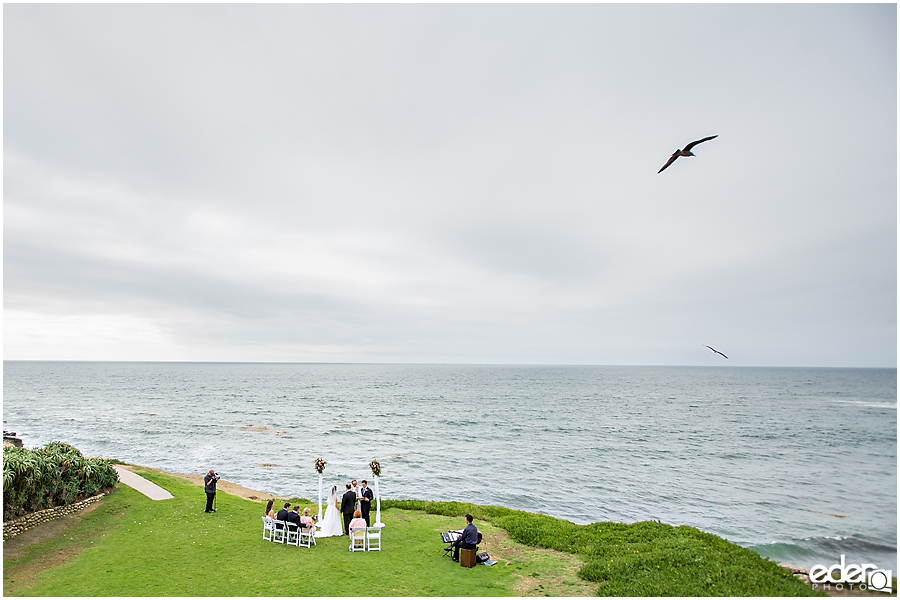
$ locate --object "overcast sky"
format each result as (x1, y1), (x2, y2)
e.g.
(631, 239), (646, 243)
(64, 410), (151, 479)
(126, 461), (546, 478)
(3, 3), (896, 367)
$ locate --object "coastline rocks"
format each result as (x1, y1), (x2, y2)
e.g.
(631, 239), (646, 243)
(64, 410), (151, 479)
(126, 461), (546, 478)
(780, 564), (811, 582)
(3, 493), (107, 540)
(3, 431), (24, 447)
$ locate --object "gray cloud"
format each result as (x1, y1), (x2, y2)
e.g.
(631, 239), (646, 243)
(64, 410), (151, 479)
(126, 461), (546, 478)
(4, 3), (896, 366)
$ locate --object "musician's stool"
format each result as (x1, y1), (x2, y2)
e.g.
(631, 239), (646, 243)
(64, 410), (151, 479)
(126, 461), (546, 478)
(460, 547), (477, 568)
(460, 531), (483, 567)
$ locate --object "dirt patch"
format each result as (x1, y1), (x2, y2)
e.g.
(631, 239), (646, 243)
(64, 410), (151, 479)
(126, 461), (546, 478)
(4, 500), (106, 558)
(479, 528), (595, 597)
(5, 541), (87, 592)
(2, 495), (118, 594)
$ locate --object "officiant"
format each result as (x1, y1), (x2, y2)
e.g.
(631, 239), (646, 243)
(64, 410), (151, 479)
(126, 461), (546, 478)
(359, 480), (374, 526)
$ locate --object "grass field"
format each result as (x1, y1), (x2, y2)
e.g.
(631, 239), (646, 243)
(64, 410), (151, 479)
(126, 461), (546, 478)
(3, 466), (824, 596)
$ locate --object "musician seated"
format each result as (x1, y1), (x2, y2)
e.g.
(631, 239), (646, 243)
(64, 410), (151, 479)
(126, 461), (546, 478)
(448, 514), (478, 562)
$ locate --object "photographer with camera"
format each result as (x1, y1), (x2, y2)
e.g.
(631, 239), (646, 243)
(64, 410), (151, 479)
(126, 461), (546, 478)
(204, 469), (220, 513)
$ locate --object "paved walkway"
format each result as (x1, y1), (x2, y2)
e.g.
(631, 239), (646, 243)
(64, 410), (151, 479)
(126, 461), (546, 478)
(113, 465), (174, 500)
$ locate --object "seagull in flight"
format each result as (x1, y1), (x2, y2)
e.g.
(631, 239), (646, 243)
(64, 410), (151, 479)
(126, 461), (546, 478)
(657, 135), (718, 173)
(705, 345), (728, 359)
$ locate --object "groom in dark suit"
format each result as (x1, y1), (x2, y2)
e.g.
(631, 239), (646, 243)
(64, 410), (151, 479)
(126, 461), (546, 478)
(340, 483), (357, 535)
(359, 480), (374, 526)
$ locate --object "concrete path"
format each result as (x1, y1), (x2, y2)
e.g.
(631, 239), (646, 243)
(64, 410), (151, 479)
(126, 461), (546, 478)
(113, 465), (174, 500)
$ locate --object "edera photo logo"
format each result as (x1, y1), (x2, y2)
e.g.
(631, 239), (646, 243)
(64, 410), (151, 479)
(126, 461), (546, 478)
(808, 555), (893, 593)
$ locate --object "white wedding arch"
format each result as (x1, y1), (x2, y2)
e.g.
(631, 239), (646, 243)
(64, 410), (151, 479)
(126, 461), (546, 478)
(314, 459), (384, 528)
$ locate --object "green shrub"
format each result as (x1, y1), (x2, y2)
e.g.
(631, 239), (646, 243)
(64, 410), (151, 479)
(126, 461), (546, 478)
(384, 499), (823, 596)
(2, 442), (118, 520)
(381, 499), (515, 521)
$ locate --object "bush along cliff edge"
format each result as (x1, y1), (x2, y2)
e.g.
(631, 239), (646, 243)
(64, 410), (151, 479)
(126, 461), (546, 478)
(3, 441), (118, 521)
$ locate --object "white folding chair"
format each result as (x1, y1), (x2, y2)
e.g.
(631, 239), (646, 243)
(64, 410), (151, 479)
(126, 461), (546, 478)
(349, 526), (366, 552)
(298, 526), (316, 548)
(273, 520), (289, 544)
(262, 516), (275, 542)
(365, 526), (382, 551)
(285, 522), (300, 546)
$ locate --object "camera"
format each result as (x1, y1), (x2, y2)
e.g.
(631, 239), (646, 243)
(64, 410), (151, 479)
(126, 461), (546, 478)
(867, 569), (892, 593)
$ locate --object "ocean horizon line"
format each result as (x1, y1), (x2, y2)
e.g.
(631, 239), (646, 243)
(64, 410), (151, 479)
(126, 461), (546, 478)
(2, 359), (896, 370)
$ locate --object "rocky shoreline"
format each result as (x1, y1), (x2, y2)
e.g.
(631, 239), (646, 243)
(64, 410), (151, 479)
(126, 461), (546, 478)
(3, 431), (24, 447)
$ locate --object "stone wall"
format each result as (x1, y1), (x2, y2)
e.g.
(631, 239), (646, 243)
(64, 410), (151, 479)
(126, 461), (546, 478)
(3, 493), (107, 540)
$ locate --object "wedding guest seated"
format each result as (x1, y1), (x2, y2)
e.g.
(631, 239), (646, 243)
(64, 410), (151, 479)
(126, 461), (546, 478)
(287, 505), (304, 528)
(348, 510), (367, 537)
(275, 501), (291, 521)
(275, 502), (292, 530)
(265, 499), (275, 519)
(300, 507), (316, 529)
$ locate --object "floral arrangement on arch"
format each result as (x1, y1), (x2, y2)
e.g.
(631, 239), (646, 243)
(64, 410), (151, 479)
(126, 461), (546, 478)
(369, 459), (381, 477)
(314, 457), (326, 474)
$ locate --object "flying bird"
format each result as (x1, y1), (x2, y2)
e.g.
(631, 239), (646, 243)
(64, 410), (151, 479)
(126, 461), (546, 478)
(705, 345), (728, 359)
(657, 135), (718, 173)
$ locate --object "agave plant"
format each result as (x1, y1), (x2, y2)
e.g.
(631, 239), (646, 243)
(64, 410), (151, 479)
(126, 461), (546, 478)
(3, 442), (119, 520)
(43, 441), (82, 457)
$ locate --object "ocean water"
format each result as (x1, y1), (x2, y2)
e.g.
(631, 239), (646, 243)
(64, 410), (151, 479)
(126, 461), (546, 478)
(3, 361), (896, 571)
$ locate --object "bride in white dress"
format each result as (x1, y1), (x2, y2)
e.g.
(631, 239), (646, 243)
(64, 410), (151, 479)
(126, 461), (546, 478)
(317, 485), (343, 537)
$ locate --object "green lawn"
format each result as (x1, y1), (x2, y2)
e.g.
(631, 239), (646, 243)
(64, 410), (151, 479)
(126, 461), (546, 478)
(4, 467), (823, 596)
(4, 468), (589, 597)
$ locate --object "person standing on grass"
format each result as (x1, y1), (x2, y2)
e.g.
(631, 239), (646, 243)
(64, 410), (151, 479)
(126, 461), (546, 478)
(351, 479), (360, 511)
(317, 485), (343, 537)
(341, 483), (357, 535)
(359, 480), (374, 526)
(204, 470), (219, 513)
